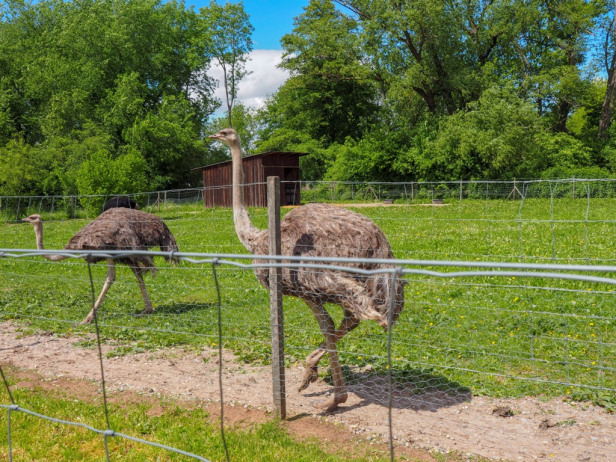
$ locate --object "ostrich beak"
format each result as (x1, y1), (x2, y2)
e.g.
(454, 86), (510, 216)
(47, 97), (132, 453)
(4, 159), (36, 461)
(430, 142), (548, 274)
(208, 134), (221, 140)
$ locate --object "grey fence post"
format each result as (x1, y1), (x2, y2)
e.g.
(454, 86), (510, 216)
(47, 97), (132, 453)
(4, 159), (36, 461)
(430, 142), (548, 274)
(267, 176), (286, 419)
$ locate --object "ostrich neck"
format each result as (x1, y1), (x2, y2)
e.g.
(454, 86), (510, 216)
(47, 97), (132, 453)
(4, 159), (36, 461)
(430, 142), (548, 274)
(32, 222), (66, 261)
(230, 140), (265, 253)
(33, 222), (45, 250)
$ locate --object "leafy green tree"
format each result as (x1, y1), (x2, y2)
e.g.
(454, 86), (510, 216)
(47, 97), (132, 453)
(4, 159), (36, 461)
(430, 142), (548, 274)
(0, 139), (43, 195)
(256, 0), (607, 181)
(124, 95), (208, 189)
(334, 0), (518, 115)
(76, 146), (148, 211)
(326, 115), (416, 182)
(271, 0), (380, 145)
(509, 0), (601, 132)
(599, 0), (616, 137)
(201, 0), (253, 127)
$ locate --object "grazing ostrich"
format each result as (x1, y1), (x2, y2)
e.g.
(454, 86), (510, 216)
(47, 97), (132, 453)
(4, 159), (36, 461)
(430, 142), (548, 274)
(102, 196), (139, 212)
(209, 128), (405, 412)
(23, 208), (179, 324)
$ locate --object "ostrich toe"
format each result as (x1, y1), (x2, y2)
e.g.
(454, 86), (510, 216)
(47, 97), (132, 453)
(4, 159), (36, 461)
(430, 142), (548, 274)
(298, 366), (319, 392)
(80, 314), (95, 325)
(317, 392), (348, 413)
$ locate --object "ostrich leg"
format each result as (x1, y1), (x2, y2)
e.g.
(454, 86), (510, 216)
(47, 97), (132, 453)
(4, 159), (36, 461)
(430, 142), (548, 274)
(130, 267), (154, 314)
(81, 259), (116, 324)
(305, 299), (348, 412)
(298, 313), (360, 392)
(297, 273), (377, 394)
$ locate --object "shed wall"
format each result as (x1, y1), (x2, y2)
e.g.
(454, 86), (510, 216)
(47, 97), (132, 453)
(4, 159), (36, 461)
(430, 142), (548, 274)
(199, 152), (304, 208)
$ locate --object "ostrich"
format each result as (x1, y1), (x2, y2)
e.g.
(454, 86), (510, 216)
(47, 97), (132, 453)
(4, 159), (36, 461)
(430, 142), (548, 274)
(209, 128), (405, 412)
(102, 196), (139, 212)
(23, 207), (179, 324)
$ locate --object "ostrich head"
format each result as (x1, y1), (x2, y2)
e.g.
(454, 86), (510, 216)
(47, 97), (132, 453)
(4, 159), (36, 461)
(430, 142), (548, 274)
(208, 128), (239, 147)
(22, 214), (43, 225)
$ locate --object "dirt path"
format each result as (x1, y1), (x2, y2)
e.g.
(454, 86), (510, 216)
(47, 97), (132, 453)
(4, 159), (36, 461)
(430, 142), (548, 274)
(1, 322), (614, 461)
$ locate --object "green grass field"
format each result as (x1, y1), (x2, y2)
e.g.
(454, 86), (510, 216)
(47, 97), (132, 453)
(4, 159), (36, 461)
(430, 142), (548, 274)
(1, 367), (407, 462)
(1, 197), (615, 408)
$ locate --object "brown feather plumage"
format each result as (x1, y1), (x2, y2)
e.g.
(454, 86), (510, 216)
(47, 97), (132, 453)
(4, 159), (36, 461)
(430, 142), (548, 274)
(65, 207), (179, 270)
(251, 203), (404, 327)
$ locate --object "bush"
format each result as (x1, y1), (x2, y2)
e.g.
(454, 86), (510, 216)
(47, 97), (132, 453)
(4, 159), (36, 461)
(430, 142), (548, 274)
(76, 147), (148, 213)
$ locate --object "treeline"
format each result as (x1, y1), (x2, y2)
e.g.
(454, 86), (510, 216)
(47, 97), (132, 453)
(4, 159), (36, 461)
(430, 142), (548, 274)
(252, 0), (616, 183)
(4, 0), (616, 198)
(0, 0), (250, 196)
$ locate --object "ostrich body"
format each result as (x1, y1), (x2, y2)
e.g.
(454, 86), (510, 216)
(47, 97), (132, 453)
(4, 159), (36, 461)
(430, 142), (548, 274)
(209, 128), (405, 412)
(23, 207), (179, 324)
(102, 196), (139, 212)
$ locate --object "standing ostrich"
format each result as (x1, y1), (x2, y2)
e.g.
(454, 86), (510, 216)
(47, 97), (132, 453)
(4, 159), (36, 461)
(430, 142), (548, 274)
(209, 128), (405, 412)
(23, 208), (179, 324)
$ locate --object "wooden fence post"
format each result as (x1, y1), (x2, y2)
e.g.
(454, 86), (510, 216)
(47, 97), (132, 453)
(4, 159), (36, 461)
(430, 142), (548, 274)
(267, 176), (286, 419)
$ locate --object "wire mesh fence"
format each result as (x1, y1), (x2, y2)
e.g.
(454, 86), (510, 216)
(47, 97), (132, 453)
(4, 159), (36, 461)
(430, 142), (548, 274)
(5, 178), (616, 264)
(2, 179), (616, 459)
(1, 247), (615, 460)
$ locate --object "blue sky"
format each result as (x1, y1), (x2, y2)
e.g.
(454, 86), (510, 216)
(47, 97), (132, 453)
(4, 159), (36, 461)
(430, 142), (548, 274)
(187, 1), (310, 110)
(188, 0), (307, 50)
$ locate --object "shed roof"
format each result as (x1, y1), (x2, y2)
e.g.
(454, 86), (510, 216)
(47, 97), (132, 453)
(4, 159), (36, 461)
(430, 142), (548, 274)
(191, 150), (308, 171)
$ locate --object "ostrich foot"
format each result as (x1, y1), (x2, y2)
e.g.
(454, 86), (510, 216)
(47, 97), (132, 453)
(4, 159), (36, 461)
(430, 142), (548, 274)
(317, 392), (348, 413)
(298, 366), (318, 392)
(80, 314), (95, 325)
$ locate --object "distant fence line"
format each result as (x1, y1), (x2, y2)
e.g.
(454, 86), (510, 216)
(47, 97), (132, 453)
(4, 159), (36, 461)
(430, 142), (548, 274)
(2, 248), (616, 460)
(3, 178), (616, 220)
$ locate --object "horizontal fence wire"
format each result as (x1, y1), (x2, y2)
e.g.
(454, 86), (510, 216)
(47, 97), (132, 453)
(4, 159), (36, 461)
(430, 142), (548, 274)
(2, 248), (616, 460)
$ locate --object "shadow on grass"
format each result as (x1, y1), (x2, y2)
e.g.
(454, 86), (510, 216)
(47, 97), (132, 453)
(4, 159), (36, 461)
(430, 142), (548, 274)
(149, 302), (217, 316)
(92, 302), (217, 324)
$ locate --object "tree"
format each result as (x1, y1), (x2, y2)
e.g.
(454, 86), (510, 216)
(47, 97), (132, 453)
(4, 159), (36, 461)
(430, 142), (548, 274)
(124, 95), (208, 189)
(275, 0), (379, 144)
(406, 86), (592, 181)
(0, 139), (42, 195)
(600, 1), (616, 137)
(334, 0), (517, 115)
(254, 0), (381, 180)
(201, 1), (253, 127)
(511, 0), (600, 132)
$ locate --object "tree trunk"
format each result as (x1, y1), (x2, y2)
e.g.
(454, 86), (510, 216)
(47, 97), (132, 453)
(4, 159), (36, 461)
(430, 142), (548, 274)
(599, 51), (616, 137)
(599, 5), (616, 138)
(556, 100), (571, 133)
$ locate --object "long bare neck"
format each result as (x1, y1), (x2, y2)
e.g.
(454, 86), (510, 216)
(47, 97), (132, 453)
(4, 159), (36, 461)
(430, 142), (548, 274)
(229, 139), (265, 253)
(31, 222), (66, 261)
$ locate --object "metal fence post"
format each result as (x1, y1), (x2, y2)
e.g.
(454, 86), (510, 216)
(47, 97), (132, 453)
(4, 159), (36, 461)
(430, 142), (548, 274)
(267, 176), (286, 419)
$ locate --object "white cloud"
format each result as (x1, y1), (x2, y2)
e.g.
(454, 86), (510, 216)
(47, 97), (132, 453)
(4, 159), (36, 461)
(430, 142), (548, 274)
(209, 49), (289, 110)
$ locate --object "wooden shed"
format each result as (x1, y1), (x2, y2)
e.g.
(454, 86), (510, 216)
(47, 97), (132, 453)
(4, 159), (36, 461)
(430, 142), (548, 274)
(193, 151), (308, 208)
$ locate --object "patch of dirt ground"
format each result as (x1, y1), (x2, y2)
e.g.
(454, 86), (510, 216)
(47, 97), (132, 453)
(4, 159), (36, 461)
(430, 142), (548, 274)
(1, 321), (614, 461)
